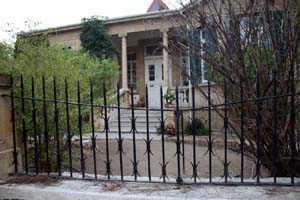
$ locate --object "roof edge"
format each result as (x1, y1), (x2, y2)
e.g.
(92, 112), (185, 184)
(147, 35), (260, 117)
(19, 9), (179, 36)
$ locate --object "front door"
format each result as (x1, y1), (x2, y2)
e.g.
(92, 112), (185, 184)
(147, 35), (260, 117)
(145, 58), (163, 108)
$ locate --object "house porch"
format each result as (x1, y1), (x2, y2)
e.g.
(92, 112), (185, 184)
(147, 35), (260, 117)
(110, 28), (189, 108)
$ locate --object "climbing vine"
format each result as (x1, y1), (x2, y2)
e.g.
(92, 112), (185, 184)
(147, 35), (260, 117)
(80, 16), (114, 58)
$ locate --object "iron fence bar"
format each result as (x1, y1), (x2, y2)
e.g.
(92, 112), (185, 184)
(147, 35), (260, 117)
(42, 76), (50, 174)
(31, 76), (39, 175)
(160, 86), (166, 182)
(256, 73), (261, 183)
(181, 111), (185, 175)
(6, 74), (300, 186)
(179, 93), (300, 111)
(64, 78), (73, 177)
(103, 82), (111, 179)
(6, 91), (300, 112)
(20, 75), (28, 174)
(3, 96), (174, 111)
(223, 79), (228, 183)
(208, 80), (212, 183)
(90, 80), (97, 180)
(290, 69), (295, 184)
(131, 86), (138, 181)
(77, 81), (85, 179)
(240, 77), (244, 183)
(117, 84), (124, 181)
(298, 106), (300, 159)
(145, 85), (152, 182)
(191, 85), (198, 183)
(175, 86), (182, 184)
(272, 73), (278, 183)
(10, 76), (18, 174)
(53, 77), (61, 176)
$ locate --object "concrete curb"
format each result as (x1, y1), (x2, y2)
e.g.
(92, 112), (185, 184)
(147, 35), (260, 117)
(1, 179), (300, 200)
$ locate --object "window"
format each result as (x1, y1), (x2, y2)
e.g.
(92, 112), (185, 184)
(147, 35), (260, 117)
(189, 28), (211, 83)
(148, 65), (155, 81)
(201, 30), (208, 83)
(145, 45), (163, 57)
(127, 53), (137, 89)
(239, 15), (272, 49)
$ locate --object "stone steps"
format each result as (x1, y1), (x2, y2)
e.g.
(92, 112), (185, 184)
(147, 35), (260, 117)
(109, 109), (162, 134)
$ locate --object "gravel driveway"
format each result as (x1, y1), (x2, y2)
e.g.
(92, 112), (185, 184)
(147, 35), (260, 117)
(68, 134), (262, 180)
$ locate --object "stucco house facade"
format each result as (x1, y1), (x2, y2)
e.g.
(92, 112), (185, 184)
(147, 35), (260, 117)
(27, 0), (289, 132)
(32, 0), (201, 109)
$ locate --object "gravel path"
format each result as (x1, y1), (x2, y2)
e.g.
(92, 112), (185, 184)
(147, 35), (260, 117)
(68, 137), (263, 180)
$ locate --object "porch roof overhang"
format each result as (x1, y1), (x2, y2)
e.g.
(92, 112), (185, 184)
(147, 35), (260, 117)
(18, 9), (181, 37)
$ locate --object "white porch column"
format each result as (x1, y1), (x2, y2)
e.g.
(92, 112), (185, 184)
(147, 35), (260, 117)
(162, 28), (169, 87)
(119, 33), (129, 107)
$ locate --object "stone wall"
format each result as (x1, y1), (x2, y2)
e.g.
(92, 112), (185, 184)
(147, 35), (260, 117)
(0, 74), (22, 179)
(48, 29), (81, 50)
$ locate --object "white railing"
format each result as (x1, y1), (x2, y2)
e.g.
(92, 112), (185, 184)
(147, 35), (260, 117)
(169, 86), (190, 107)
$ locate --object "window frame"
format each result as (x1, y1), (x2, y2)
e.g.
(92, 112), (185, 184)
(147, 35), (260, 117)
(127, 52), (137, 90)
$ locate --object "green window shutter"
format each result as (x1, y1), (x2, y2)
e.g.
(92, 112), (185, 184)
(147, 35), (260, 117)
(203, 26), (217, 81)
(271, 10), (283, 62)
(188, 29), (202, 83)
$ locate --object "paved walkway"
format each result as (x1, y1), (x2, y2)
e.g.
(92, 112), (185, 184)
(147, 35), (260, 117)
(70, 132), (249, 179)
(70, 139), (255, 179)
(74, 132), (240, 148)
(1, 178), (300, 200)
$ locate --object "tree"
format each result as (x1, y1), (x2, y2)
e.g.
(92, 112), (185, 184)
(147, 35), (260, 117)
(80, 16), (114, 58)
(1, 34), (119, 172)
(172, 0), (300, 176)
(0, 42), (13, 71)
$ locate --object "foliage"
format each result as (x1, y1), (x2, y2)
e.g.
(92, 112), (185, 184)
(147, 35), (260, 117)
(0, 42), (14, 71)
(175, 0), (300, 176)
(80, 16), (114, 58)
(185, 118), (209, 136)
(1, 35), (119, 172)
(137, 96), (145, 107)
(163, 88), (176, 102)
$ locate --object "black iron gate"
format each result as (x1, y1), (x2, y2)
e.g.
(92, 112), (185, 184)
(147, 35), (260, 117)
(4, 74), (300, 186)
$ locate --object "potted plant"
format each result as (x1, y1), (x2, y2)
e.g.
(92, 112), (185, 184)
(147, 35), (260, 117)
(164, 88), (176, 105)
(137, 96), (145, 107)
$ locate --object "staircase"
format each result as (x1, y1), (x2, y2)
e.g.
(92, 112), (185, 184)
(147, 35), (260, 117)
(109, 109), (161, 134)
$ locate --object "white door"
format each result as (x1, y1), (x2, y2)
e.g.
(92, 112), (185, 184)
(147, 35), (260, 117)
(145, 58), (163, 108)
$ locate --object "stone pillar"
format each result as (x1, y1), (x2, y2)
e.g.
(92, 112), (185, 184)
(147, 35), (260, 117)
(162, 28), (169, 87)
(119, 33), (130, 107)
(0, 74), (22, 179)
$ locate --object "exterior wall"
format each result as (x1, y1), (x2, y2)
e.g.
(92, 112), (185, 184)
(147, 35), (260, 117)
(182, 109), (224, 131)
(170, 47), (182, 86)
(106, 16), (179, 36)
(177, 84), (225, 131)
(45, 14), (184, 101)
(194, 84), (224, 130)
(48, 29), (81, 50)
(0, 75), (22, 178)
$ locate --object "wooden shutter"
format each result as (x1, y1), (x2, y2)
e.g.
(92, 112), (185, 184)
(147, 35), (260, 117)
(188, 29), (202, 83)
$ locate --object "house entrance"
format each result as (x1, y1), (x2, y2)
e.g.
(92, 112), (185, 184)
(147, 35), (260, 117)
(145, 57), (163, 108)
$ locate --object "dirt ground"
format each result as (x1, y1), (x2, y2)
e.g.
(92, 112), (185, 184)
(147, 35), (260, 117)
(66, 139), (260, 180)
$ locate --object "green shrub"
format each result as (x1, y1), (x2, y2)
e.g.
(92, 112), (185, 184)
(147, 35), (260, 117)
(80, 16), (114, 59)
(0, 35), (119, 173)
(185, 118), (209, 136)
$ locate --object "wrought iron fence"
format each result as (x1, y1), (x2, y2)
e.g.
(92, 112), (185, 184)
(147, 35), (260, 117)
(3, 74), (300, 186)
